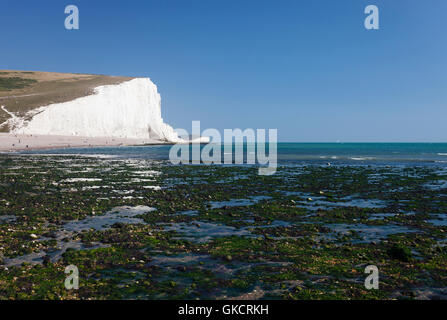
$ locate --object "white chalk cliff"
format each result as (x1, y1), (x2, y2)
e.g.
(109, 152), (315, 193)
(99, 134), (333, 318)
(11, 78), (183, 142)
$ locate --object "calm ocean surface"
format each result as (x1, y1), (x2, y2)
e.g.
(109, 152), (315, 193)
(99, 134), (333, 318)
(20, 143), (447, 165)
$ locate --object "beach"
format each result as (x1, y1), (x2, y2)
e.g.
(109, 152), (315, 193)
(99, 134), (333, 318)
(0, 133), (166, 152)
(0, 144), (446, 299)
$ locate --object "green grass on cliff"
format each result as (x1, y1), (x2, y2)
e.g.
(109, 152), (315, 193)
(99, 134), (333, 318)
(0, 77), (37, 91)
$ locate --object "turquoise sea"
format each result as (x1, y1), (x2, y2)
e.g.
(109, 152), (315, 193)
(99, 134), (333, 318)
(21, 143), (447, 165)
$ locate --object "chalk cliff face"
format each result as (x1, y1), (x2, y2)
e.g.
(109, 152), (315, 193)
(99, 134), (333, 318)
(11, 78), (182, 142)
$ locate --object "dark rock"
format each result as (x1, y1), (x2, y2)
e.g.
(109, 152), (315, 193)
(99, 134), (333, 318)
(43, 255), (51, 266)
(176, 266), (186, 272)
(111, 222), (125, 229)
(388, 244), (412, 262)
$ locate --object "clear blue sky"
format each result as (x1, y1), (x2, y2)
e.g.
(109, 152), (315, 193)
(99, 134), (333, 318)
(1, 0), (446, 142)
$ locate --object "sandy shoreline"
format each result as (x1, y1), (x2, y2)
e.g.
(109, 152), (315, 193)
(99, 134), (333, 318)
(0, 133), (171, 152)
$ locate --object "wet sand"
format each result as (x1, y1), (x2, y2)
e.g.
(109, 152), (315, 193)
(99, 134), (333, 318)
(0, 133), (168, 152)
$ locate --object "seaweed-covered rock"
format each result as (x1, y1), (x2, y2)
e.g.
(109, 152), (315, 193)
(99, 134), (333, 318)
(388, 244), (412, 262)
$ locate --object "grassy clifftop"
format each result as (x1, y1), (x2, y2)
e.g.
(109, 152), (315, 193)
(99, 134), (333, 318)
(0, 70), (133, 131)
